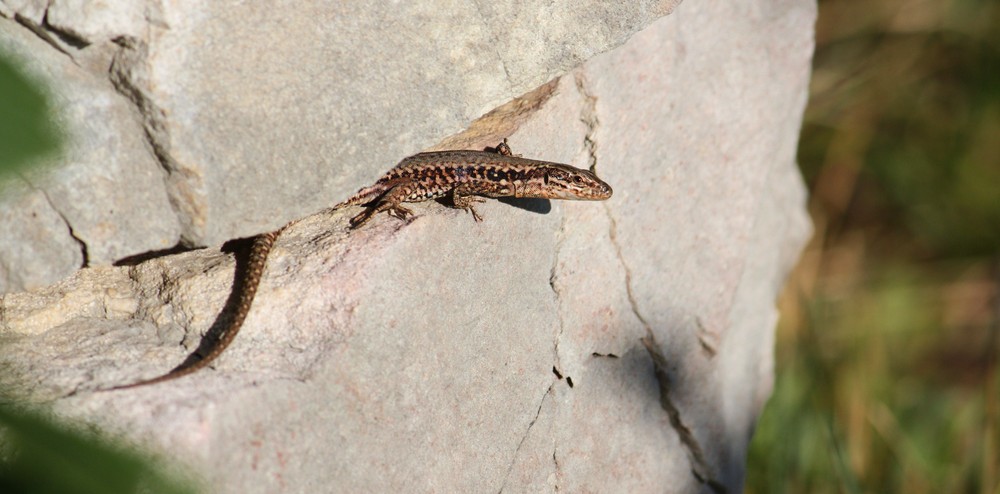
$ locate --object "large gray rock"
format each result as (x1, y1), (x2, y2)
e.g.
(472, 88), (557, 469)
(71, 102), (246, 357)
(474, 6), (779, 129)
(0, 15), (182, 293)
(0, 177), (83, 292)
(0, 0), (814, 492)
(0, 0), (681, 294)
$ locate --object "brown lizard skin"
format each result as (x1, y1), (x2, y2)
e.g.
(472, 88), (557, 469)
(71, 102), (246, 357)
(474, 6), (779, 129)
(338, 140), (612, 227)
(111, 140), (612, 389)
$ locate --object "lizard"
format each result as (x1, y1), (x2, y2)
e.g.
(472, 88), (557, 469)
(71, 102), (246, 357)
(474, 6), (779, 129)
(110, 140), (612, 390)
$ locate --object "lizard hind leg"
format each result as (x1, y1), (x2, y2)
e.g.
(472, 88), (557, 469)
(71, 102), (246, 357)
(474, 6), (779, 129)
(349, 184), (414, 228)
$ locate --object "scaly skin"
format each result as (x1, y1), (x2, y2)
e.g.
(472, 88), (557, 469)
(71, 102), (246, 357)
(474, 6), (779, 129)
(339, 140), (612, 227)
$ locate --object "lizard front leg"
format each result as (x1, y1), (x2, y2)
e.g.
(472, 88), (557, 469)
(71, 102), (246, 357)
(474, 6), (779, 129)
(492, 138), (520, 157)
(448, 184), (487, 222)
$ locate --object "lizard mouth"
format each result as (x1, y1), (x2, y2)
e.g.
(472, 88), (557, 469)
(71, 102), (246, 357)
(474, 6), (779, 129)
(589, 181), (613, 200)
(514, 181), (614, 200)
(545, 185), (613, 200)
(568, 181), (613, 200)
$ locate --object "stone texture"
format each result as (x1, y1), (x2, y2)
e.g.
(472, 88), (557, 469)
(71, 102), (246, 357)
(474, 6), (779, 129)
(0, 0), (47, 23)
(0, 0), (680, 295)
(137, 0), (682, 246)
(0, 0), (815, 492)
(0, 19), (182, 294)
(46, 0), (148, 43)
(0, 177), (82, 292)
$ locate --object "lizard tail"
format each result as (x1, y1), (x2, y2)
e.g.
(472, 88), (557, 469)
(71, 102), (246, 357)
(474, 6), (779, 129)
(335, 182), (386, 209)
(107, 228), (284, 390)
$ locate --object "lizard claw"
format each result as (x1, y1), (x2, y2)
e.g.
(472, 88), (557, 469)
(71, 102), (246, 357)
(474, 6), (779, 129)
(389, 206), (412, 220)
(468, 206), (483, 222)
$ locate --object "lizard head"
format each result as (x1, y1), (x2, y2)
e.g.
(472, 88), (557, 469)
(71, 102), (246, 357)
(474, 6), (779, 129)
(518, 163), (613, 200)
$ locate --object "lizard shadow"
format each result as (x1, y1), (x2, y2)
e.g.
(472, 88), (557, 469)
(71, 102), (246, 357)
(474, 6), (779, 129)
(114, 243), (200, 266)
(166, 236), (257, 373)
(432, 197), (552, 217)
(497, 197), (552, 215)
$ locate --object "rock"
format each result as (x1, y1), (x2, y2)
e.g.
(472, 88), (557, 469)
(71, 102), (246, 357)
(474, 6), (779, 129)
(0, 0), (47, 23)
(0, 177), (82, 292)
(0, 0), (815, 492)
(1, 1), (683, 294)
(46, 0), (147, 44)
(0, 19), (182, 294)
(127, 0), (684, 246)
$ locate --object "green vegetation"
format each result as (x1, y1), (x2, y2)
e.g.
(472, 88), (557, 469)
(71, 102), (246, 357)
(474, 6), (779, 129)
(0, 52), (196, 494)
(0, 53), (60, 177)
(747, 0), (999, 492)
(0, 404), (197, 494)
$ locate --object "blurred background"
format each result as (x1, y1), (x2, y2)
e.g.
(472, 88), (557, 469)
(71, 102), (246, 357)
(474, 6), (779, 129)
(746, 0), (999, 492)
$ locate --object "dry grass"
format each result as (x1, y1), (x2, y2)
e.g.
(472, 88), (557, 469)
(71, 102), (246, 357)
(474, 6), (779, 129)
(746, 1), (999, 492)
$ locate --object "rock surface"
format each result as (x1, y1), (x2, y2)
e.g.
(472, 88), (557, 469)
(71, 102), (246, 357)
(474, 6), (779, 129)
(0, 0), (681, 294)
(0, 0), (815, 492)
(0, 12), (182, 293)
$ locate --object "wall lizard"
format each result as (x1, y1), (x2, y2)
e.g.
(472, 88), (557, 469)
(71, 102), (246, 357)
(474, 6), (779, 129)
(111, 140), (612, 390)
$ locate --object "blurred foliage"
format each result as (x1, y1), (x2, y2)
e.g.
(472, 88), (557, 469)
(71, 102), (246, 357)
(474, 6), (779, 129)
(802, 0), (1000, 256)
(0, 51), (61, 176)
(747, 0), (999, 493)
(0, 404), (198, 494)
(0, 52), (195, 493)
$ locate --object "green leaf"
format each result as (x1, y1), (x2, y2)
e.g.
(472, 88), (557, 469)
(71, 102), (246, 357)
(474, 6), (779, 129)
(0, 404), (198, 494)
(0, 51), (62, 176)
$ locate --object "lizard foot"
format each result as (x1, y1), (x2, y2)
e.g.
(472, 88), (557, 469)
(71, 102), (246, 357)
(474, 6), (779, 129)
(467, 205), (483, 222)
